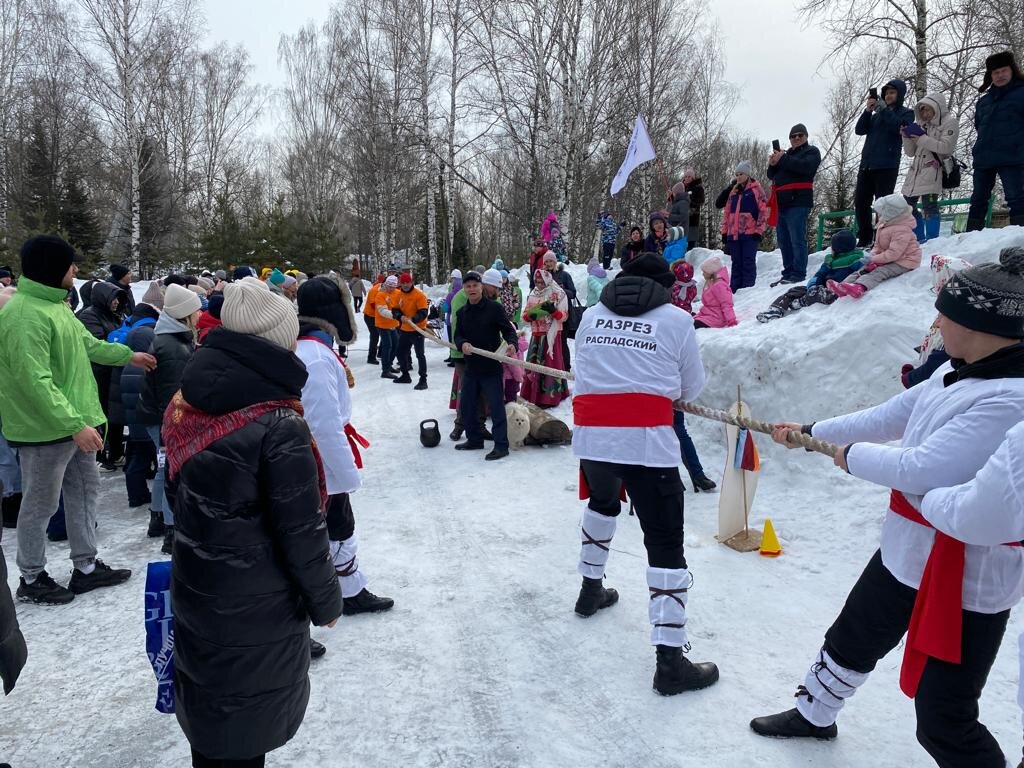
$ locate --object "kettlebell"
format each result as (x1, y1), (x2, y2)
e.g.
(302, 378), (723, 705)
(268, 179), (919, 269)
(420, 419), (441, 448)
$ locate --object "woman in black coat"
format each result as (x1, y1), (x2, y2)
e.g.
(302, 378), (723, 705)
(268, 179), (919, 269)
(164, 279), (341, 768)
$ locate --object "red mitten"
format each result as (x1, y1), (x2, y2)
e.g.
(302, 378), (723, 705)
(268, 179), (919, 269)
(862, 262), (878, 273)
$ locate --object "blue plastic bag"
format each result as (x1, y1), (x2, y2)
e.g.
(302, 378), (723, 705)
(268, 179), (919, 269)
(144, 560), (175, 714)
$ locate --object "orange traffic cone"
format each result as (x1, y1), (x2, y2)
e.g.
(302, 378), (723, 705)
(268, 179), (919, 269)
(759, 518), (782, 557)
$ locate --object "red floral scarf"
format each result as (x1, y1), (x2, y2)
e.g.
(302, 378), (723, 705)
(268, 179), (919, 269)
(162, 391), (329, 512)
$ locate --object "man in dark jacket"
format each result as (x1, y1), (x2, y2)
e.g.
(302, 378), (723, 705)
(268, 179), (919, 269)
(453, 271), (518, 461)
(767, 124), (822, 284)
(165, 278), (341, 766)
(77, 280), (129, 469)
(683, 170), (705, 249)
(967, 51), (1024, 230)
(108, 263), (135, 317)
(853, 79), (914, 246)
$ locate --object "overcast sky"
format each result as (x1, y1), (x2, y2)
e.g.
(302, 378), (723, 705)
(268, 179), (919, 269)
(204, 0), (836, 149)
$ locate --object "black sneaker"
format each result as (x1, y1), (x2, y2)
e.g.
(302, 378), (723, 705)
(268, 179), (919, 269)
(147, 510), (165, 538)
(653, 645), (719, 695)
(454, 441), (485, 451)
(342, 588), (395, 615)
(16, 571), (75, 605)
(367, 356), (379, 365)
(381, 371), (398, 380)
(414, 378), (428, 391)
(392, 373), (413, 384)
(68, 560), (132, 594)
(485, 447), (509, 461)
(161, 526), (175, 555)
(310, 638), (327, 659)
(750, 707), (837, 740)
(574, 576), (618, 617)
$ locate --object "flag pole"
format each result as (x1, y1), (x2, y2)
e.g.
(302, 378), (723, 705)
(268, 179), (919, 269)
(656, 157), (672, 196)
(738, 384), (749, 539)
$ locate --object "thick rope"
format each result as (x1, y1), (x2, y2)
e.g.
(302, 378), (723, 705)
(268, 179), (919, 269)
(406, 319), (838, 457)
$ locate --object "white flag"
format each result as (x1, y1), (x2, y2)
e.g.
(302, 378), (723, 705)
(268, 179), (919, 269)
(610, 115), (657, 196)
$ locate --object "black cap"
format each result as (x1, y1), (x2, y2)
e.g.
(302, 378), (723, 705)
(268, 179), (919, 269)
(20, 235), (78, 289)
(463, 271), (482, 284)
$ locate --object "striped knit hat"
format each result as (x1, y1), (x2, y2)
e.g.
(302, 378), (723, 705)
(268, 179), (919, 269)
(221, 276), (299, 350)
(935, 247), (1024, 338)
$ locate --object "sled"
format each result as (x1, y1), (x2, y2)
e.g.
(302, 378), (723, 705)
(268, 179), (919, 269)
(717, 400), (762, 552)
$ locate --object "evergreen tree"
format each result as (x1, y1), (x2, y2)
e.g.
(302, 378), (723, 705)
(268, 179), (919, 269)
(60, 164), (103, 261)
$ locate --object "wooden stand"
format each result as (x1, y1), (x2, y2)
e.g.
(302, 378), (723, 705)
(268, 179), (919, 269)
(717, 388), (762, 552)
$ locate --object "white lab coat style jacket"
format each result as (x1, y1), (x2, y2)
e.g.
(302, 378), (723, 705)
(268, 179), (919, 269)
(572, 302), (705, 467)
(812, 364), (1024, 613)
(296, 337), (361, 495)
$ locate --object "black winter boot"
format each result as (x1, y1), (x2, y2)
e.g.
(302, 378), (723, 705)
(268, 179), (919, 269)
(161, 526), (175, 555)
(414, 376), (428, 390)
(574, 576), (618, 617)
(392, 372), (413, 384)
(690, 474), (717, 493)
(750, 707), (837, 740)
(965, 218), (986, 232)
(653, 645), (719, 695)
(367, 356), (379, 365)
(1, 493), (22, 528)
(343, 588), (395, 615)
(310, 638), (327, 659)
(147, 511), (165, 538)
(449, 425), (464, 441)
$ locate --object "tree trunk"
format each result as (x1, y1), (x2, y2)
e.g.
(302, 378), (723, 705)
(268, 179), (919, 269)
(915, 0), (928, 100)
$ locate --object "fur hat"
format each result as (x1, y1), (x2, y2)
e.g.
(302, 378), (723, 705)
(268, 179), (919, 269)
(163, 283), (202, 320)
(935, 247), (1024, 338)
(980, 50), (1023, 92)
(221, 276), (300, 350)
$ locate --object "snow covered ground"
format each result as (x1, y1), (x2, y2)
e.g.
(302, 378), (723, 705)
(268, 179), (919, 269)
(4, 226), (1024, 767)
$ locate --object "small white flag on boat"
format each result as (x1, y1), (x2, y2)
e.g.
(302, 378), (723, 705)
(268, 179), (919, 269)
(610, 115), (657, 196)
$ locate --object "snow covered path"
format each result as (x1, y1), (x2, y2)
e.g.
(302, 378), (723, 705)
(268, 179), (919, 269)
(5, 229), (1024, 766)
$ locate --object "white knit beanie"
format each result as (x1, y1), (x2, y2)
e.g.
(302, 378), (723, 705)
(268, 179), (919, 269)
(163, 283), (202, 320)
(221, 276), (299, 350)
(384, 275), (399, 289)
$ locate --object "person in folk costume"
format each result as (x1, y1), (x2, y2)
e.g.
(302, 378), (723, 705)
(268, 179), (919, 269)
(163, 277), (342, 767)
(918, 420), (1024, 768)
(520, 268), (570, 408)
(295, 278), (394, 637)
(571, 250), (719, 694)
(442, 269), (463, 360)
(753, 247), (1024, 768)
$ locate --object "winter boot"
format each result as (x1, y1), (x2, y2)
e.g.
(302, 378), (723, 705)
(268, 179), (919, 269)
(16, 571), (75, 605)
(381, 370), (398, 380)
(454, 440), (485, 451)
(342, 588), (395, 615)
(392, 372), (413, 384)
(1, 493), (21, 528)
(844, 283), (866, 299)
(965, 218), (985, 232)
(653, 645), (719, 695)
(750, 708), (837, 740)
(924, 214), (941, 240)
(756, 307), (786, 323)
(574, 576), (618, 617)
(485, 447), (509, 461)
(480, 426), (493, 441)
(310, 638), (327, 659)
(825, 279), (849, 297)
(912, 213), (926, 243)
(147, 510), (165, 538)
(67, 559), (132, 594)
(449, 425), (464, 441)
(367, 356), (379, 365)
(414, 376), (428, 391)
(690, 474), (717, 493)
(161, 526), (175, 555)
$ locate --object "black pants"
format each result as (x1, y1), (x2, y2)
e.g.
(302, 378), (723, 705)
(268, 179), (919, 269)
(460, 368), (507, 449)
(124, 439), (155, 507)
(397, 331), (427, 378)
(453, 360), (486, 430)
(191, 748), (265, 767)
(326, 492), (355, 541)
(353, 296), (362, 312)
(823, 550), (1008, 768)
(601, 242), (615, 270)
(854, 167), (900, 246)
(580, 459), (686, 570)
(363, 314), (379, 360)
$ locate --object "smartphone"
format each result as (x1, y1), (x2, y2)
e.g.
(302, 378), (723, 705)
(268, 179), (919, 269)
(772, 139), (781, 152)
(868, 87), (879, 100)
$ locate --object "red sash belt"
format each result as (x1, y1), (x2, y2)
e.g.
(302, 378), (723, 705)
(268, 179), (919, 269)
(767, 182), (814, 226)
(573, 393), (674, 428)
(889, 490), (1020, 698)
(345, 424), (370, 469)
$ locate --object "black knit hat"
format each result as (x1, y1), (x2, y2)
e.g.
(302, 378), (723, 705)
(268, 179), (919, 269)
(110, 263), (130, 282)
(979, 51), (1023, 92)
(789, 123), (808, 137)
(0, 265), (11, 280)
(620, 251), (675, 288)
(20, 235), (78, 289)
(297, 276), (349, 339)
(935, 247), (1024, 338)
(831, 229), (857, 254)
(207, 292), (225, 320)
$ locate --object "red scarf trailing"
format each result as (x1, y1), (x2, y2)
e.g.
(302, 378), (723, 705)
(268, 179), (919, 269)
(162, 391), (329, 512)
(767, 182), (814, 226)
(889, 490), (1020, 698)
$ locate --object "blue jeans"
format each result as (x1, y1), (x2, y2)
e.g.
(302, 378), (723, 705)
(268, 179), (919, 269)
(378, 328), (398, 371)
(776, 206), (810, 281)
(146, 426), (170, 525)
(672, 411), (703, 477)
(459, 368), (508, 450)
(968, 165), (1024, 225)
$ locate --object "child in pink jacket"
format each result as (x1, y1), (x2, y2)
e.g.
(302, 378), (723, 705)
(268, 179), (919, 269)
(828, 194), (922, 298)
(694, 255), (738, 328)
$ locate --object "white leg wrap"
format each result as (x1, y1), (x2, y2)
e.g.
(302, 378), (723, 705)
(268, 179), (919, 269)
(647, 567), (690, 648)
(331, 536), (368, 598)
(577, 506), (617, 579)
(795, 649), (871, 727)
